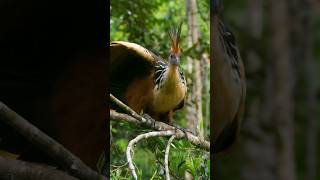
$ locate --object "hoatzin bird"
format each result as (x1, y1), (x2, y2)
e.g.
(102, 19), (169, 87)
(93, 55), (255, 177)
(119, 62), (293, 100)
(211, 0), (246, 154)
(110, 24), (187, 125)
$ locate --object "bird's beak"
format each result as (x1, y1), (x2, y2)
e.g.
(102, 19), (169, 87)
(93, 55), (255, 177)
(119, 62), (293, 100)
(170, 55), (180, 65)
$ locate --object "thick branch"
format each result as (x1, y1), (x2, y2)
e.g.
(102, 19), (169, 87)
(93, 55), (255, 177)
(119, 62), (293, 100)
(0, 101), (106, 180)
(0, 156), (78, 180)
(110, 95), (210, 151)
(110, 110), (210, 151)
(165, 135), (175, 180)
(126, 131), (176, 180)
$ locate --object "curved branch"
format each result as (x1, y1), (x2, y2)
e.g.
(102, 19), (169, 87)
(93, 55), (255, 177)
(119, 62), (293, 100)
(0, 156), (79, 180)
(126, 131), (176, 180)
(165, 135), (175, 180)
(0, 101), (106, 180)
(110, 110), (210, 151)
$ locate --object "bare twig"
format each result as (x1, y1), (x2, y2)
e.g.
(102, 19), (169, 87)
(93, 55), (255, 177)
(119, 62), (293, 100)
(110, 162), (129, 173)
(165, 135), (176, 180)
(126, 131), (176, 180)
(110, 94), (148, 123)
(0, 101), (106, 180)
(0, 156), (79, 180)
(110, 110), (141, 125)
(110, 94), (210, 151)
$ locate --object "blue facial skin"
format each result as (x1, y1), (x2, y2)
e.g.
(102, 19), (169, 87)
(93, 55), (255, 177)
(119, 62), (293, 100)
(169, 54), (180, 65)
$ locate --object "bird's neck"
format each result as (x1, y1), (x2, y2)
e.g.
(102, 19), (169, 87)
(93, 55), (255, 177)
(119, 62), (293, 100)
(162, 64), (180, 92)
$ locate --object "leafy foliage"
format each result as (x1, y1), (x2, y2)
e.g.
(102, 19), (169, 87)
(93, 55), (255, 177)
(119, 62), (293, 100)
(110, 119), (210, 179)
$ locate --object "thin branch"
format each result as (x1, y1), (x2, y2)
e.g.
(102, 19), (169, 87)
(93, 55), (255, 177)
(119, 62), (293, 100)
(110, 162), (128, 168)
(110, 110), (142, 125)
(110, 94), (148, 123)
(126, 131), (176, 180)
(0, 156), (79, 180)
(165, 135), (176, 180)
(110, 110), (210, 151)
(0, 101), (106, 180)
(110, 162), (129, 173)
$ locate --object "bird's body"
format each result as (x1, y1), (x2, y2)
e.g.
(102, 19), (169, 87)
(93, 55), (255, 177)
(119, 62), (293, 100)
(152, 60), (186, 113)
(110, 25), (186, 124)
(211, 2), (246, 154)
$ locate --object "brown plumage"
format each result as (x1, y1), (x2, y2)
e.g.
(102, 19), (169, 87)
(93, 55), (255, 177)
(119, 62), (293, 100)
(211, 0), (246, 154)
(110, 24), (187, 124)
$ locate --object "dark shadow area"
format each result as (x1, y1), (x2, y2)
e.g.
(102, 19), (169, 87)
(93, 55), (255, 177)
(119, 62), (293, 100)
(0, 0), (109, 173)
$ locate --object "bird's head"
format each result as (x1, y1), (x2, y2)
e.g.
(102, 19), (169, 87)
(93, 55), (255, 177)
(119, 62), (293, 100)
(168, 22), (182, 66)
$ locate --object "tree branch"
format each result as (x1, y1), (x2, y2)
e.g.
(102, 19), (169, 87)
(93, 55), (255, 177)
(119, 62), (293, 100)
(110, 105), (210, 151)
(165, 135), (175, 180)
(110, 93), (210, 179)
(126, 131), (176, 180)
(0, 101), (106, 180)
(110, 94), (148, 124)
(0, 156), (78, 180)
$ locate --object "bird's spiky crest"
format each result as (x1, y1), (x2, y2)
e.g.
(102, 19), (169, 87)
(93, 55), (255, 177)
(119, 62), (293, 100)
(169, 22), (182, 55)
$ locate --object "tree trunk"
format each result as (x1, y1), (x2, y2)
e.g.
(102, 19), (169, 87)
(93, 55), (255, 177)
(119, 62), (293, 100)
(185, 0), (203, 137)
(289, 0), (319, 177)
(269, 0), (296, 180)
(241, 1), (277, 179)
(302, 1), (318, 180)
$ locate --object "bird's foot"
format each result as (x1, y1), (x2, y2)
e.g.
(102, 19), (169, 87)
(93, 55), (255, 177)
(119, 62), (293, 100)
(171, 124), (196, 136)
(142, 114), (156, 128)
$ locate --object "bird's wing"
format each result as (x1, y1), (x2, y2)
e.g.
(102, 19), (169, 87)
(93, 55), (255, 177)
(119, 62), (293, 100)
(110, 41), (162, 111)
(154, 60), (168, 90)
(110, 41), (157, 65)
(174, 69), (187, 111)
(212, 17), (246, 154)
(173, 98), (185, 111)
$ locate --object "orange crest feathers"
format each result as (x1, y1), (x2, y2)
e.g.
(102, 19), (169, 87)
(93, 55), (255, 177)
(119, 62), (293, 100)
(169, 22), (183, 55)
